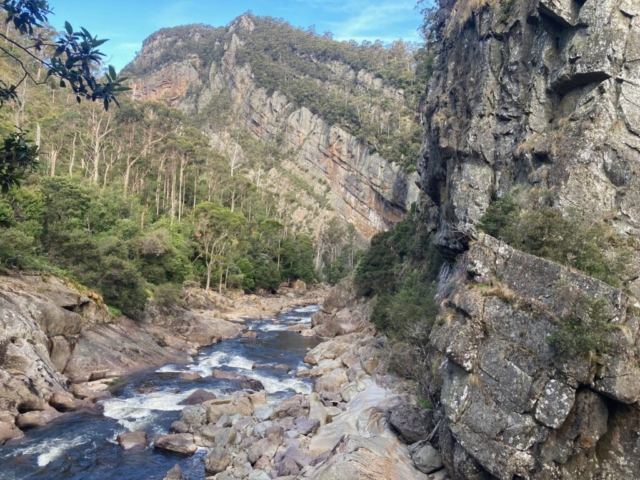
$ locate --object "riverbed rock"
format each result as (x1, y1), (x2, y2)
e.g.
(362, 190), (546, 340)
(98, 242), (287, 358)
(117, 431), (148, 451)
(179, 389), (217, 406)
(180, 404), (207, 428)
(239, 379), (265, 391)
(0, 420), (23, 445)
(154, 433), (197, 455)
(204, 446), (232, 474)
(212, 370), (250, 381)
(163, 464), (182, 480)
(15, 409), (62, 429)
(270, 395), (310, 420)
(49, 392), (77, 412)
(179, 372), (202, 380)
(242, 331), (258, 339)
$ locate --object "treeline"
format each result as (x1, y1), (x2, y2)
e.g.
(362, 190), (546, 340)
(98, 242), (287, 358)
(0, 26), (328, 318)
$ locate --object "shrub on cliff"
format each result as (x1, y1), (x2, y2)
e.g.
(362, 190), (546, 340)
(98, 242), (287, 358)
(479, 195), (630, 286)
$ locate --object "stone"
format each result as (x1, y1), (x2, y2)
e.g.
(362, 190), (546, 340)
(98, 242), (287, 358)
(170, 421), (190, 434)
(179, 372), (202, 380)
(388, 403), (435, 444)
(163, 464), (182, 480)
(239, 379), (265, 391)
(410, 442), (444, 474)
(16, 409), (61, 429)
(242, 331), (258, 339)
(534, 380), (575, 429)
(276, 457), (300, 477)
(117, 431), (148, 451)
(0, 421), (23, 445)
(179, 389), (217, 406)
(294, 416), (320, 436)
(180, 405), (207, 427)
(212, 370), (250, 381)
(204, 446), (232, 474)
(270, 395), (310, 420)
(49, 392), (77, 412)
(154, 434), (197, 455)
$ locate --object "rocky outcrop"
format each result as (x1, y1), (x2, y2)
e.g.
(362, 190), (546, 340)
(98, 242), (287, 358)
(420, 0), (640, 260)
(425, 234), (640, 479)
(128, 17), (419, 241)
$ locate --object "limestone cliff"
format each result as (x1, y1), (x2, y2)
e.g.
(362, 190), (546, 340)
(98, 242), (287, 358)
(126, 17), (420, 241)
(417, 0), (640, 478)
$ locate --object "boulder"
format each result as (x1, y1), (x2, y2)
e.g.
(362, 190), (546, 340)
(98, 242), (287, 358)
(295, 416), (320, 436)
(242, 331), (258, 339)
(204, 446), (232, 474)
(0, 421), (23, 445)
(277, 457), (300, 477)
(16, 409), (61, 429)
(212, 370), (250, 381)
(410, 442), (444, 474)
(270, 395), (310, 420)
(239, 379), (265, 391)
(163, 464), (182, 480)
(180, 404), (207, 428)
(388, 403), (435, 444)
(49, 392), (77, 412)
(117, 431), (148, 451)
(179, 372), (202, 380)
(154, 434), (197, 455)
(178, 389), (217, 406)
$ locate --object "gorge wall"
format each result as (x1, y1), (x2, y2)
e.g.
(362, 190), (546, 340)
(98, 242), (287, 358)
(126, 17), (420, 241)
(417, 0), (640, 479)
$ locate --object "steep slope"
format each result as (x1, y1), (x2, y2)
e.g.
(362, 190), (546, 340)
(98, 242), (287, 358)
(414, 1), (640, 479)
(124, 16), (422, 241)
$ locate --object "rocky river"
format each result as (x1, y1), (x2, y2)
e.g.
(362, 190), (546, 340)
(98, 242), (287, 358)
(0, 283), (439, 480)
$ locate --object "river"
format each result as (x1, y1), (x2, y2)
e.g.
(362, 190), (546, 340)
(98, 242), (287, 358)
(0, 305), (322, 480)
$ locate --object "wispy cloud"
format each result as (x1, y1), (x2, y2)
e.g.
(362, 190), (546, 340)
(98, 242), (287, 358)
(295, 0), (422, 43)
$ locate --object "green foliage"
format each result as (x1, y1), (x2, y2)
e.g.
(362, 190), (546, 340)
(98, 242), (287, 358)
(549, 297), (612, 358)
(152, 282), (184, 308)
(478, 194), (630, 286)
(0, 130), (39, 192)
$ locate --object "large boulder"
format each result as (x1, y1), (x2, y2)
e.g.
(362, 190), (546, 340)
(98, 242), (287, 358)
(388, 403), (435, 444)
(154, 434), (197, 455)
(117, 431), (148, 451)
(204, 446), (232, 474)
(178, 389), (217, 406)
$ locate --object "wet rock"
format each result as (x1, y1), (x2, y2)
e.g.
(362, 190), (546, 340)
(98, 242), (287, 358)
(15, 409), (62, 429)
(410, 442), (444, 474)
(154, 434), (197, 455)
(0, 421), (23, 445)
(212, 370), (250, 381)
(204, 446), (232, 474)
(170, 420), (190, 434)
(163, 464), (182, 480)
(239, 379), (265, 391)
(179, 372), (202, 380)
(242, 331), (258, 339)
(117, 431), (148, 451)
(49, 392), (77, 412)
(388, 403), (435, 444)
(179, 389), (217, 406)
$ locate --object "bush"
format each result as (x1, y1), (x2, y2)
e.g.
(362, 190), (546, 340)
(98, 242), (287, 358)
(479, 194), (629, 286)
(152, 282), (184, 309)
(549, 297), (611, 358)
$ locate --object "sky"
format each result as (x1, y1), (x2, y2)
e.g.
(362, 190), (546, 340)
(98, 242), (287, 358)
(47, 0), (426, 71)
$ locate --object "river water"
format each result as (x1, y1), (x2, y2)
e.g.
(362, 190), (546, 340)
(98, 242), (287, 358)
(0, 305), (322, 480)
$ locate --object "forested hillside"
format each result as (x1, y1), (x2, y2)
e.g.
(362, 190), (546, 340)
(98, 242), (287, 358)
(0, 17), (364, 318)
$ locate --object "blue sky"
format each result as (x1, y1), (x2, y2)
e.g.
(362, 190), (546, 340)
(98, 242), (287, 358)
(47, 0), (427, 71)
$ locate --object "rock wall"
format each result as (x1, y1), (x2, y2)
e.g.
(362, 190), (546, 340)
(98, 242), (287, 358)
(420, 0), (640, 257)
(425, 234), (640, 479)
(129, 17), (419, 240)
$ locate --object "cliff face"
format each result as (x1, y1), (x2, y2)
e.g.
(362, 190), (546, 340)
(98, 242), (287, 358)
(420, 0), (640, 258)
(418, 1), (640, 478)
(128, 18), (419, 240)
